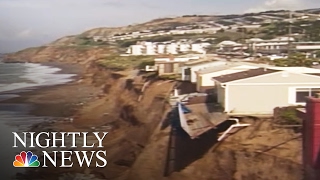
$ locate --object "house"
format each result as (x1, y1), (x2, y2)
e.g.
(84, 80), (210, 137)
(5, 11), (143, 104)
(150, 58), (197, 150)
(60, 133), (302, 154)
(126, 45), (145, 55)
(181, 60), (226, 82)
(213, 68), (320, 115)
(191, 43), (210, 53)
(154, 57), (196, 75)
(144, 42), (157, 55)
(157, 44), (166, 54)
(246, 37), (295, 53)
(294, 42), (320, 51)
(166, 43), (179, 54)
(217, 41), (243, 51)
(268, 67), (320, 74)
(196, 64), (264, 92)
(179, 44), (191, 52)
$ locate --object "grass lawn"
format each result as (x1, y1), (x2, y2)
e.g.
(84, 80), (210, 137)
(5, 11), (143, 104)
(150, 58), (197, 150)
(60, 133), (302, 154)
(96, 55), (155, 71)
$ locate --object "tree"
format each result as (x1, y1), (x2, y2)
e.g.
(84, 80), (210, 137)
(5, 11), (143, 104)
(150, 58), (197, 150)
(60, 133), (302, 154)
(273, 53), (314, 67)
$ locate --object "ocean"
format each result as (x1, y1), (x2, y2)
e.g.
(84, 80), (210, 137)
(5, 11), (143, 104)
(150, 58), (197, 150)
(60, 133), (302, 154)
(0, 61), (76, 179)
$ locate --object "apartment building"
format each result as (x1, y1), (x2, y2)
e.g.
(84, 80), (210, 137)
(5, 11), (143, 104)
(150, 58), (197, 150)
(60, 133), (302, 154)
(246, 37), (295, 53)
(126, 42), (210, 55)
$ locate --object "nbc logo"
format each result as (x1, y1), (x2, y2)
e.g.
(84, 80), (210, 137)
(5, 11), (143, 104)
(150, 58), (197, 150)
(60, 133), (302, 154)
(13, 151), (40, 167)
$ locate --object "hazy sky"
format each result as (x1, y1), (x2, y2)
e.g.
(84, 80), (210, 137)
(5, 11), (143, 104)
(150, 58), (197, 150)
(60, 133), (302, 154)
(0, 0), (319, 53)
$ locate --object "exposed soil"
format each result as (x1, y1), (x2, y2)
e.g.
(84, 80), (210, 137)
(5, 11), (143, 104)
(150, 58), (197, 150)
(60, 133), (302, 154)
(2, 49), (303, 180)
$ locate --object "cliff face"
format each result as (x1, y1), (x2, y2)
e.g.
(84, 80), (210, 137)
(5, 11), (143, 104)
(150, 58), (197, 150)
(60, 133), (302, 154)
(49, 64), (177, 179)
(3, 46), (114, 65)
(3, 42), (303, 179)
(127, 117), (302, 180)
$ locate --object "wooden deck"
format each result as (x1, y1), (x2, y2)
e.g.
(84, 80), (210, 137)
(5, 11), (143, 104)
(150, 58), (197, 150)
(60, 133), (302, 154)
(178, 103), (228, 139)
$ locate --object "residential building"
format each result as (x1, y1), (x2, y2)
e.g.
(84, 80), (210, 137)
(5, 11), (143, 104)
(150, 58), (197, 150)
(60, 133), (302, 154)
(268, 67), (320, 73)
(213, 68), (320, 115)
(179, 44), (191, 52)
(157, 44), (166, 54)
(181, 60), (226, 83)
(144, 42), (157, 55)
(166, 43), (179, 54)
(196, 64), (264, 92)
(246, 37), (295, 53)
(126, 45), (145, 55)
(154, 57), (197, 75)
(294, 42), (320, 51)
(217, 41), (243, 51)
(126, 41), (211, 56)
(191, 43), (210, 53)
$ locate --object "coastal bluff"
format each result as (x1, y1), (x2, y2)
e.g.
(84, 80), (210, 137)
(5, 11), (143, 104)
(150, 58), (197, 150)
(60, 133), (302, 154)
(3, 45), (303, 179)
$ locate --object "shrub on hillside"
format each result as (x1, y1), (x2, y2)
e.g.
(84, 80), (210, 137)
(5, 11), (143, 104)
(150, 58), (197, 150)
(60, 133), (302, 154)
(273, 106), (302, 125)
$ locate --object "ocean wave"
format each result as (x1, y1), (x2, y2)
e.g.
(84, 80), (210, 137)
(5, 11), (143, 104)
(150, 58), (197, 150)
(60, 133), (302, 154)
(0, 63), (76, 93)
(0, 82), (37, 93)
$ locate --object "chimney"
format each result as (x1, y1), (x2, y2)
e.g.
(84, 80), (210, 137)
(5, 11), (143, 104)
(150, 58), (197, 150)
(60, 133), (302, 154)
(303, 98), (320, 180)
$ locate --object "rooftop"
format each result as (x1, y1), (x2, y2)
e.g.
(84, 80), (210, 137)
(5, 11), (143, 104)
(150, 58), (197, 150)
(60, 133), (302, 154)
(212, 68), (279, 83)
(196, 62), (272, 75)
(184, 59), (217, 66)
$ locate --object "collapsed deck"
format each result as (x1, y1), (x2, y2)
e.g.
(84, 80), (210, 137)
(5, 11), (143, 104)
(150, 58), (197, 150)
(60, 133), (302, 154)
(177, 102), (228, 139)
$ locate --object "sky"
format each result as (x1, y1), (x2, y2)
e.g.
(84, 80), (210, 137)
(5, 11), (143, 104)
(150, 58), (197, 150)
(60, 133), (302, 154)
(0, 0), (319, 53)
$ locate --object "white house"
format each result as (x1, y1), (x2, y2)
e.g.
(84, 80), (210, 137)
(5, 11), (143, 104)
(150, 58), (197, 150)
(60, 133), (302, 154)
(213, 68), (320, 115)
(181, 61), (226, 83)
(294, 42), (320, 51)
(217, 41), (243, 51)
(126, 45), (145, 55)
(180, 44), (191, 52)
(268, 67), (320, 74)
(191, 43), (210, 53)
(196, 64), (263, 92)
(154, 57), (198, 75)
(157, 44), (166, 54)
(247, 37), (295, 52)
(166, 43), (179, 54)
(144, 42), (157, 55)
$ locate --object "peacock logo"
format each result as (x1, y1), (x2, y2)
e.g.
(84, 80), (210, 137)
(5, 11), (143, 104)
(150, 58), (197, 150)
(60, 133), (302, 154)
(13, 151), (40, 167)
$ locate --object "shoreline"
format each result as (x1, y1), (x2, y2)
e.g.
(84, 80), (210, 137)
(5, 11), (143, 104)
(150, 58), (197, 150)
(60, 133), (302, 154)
(0, 62), (90, 116)
(0, 61), (100, 180)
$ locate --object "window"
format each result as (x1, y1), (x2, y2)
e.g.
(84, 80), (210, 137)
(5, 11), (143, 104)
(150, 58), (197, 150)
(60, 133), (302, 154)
(295, 88), (320, 103)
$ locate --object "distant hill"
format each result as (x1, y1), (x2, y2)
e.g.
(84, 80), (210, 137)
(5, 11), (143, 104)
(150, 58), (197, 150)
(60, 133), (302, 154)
(46, 7), (319, 46)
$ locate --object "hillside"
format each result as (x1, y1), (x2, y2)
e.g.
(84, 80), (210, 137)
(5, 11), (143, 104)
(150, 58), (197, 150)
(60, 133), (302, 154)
(78, 8), (320, 37)
(2, 7), (320, 62)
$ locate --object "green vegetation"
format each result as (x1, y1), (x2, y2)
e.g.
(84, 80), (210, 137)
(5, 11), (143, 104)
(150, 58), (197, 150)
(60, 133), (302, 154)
(72, 37), (109, 46)
(272, 53), (318, 67)
(158, 74), (181, 80)
(96, 55), (154, 71)
(277, 106), (301, 125)
(258, 20), (320, 41)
